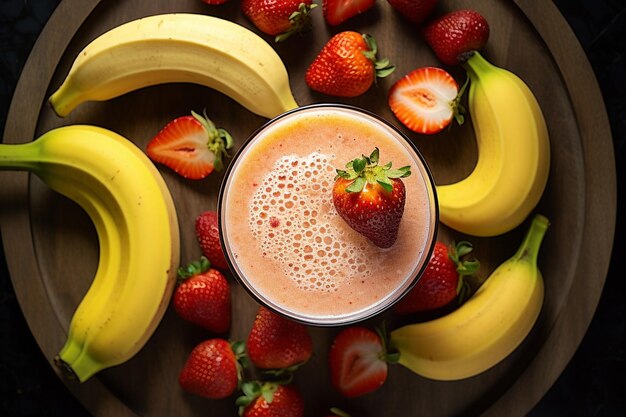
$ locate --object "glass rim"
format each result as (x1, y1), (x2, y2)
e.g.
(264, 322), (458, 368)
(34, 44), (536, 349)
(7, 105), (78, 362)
(217, 103), (439, 327)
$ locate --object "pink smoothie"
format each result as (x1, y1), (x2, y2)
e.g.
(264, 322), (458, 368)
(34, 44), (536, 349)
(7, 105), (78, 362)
(221, 105), (437, 325)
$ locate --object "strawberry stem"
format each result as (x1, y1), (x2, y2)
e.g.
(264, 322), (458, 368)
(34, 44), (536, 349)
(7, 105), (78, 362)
(335, 148), (410, 193)
(275, 3), (317, 43)
(329, 408), (352, 417)
(451, 75), (470, 126)
(176, 256), (211, 283)
(191, 110), (233, 172)
(447, 241), (480, 302)
(361, 34), (395, 80)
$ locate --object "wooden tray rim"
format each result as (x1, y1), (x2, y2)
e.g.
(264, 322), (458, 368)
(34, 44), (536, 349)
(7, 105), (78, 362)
(1, 0), (617, 415)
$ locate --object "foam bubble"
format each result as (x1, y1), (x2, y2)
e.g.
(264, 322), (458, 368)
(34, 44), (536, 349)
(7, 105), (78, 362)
(249, 152), (372, 292)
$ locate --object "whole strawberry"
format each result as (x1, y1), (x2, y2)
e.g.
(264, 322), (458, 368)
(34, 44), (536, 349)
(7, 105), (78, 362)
(241, 0), (317, 42)
(237, 382), (304, 417)
(323, 0), (375, 26)
(305, 32), (395, 97)
(394, 241), (479, 315)
(195, 210), (229, 271)
(421, 9), (490, 66)
(179, 339), (244, 399)
(173, 257), (231, 333)
(146, 110), (233, 180)
(386, 0), (438, 25)
(247, 306), (313, 371)
(332, 148), (410, 248)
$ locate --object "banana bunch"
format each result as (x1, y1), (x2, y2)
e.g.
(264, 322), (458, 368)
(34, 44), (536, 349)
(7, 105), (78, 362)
(390, 214), (549, 381)
(437, 52), (551, 237)
(0, 126), (180, 382)
(49, 13), (299, 119)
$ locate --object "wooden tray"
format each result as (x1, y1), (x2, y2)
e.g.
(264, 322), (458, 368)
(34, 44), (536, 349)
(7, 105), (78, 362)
(1, 0), (616, 416)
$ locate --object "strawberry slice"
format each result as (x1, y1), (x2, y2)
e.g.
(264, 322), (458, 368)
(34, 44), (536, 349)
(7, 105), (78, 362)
(388, 67), (466, 135)
(322, 0), (375, 26)
(328, 326), (398, 397)
(146, 111), (233, 179)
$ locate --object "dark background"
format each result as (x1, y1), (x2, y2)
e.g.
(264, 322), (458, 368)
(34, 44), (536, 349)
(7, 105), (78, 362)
(1, 0), (624, 416)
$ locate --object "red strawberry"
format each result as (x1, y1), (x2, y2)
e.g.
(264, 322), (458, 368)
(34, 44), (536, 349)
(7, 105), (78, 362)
(388, 66), (466, 134)
(246, 306), (313, 371)
(394, 241), (479, 315)
(421, 9), (490, 66)
(322, 0), (375, 26)
(146, 111), (233, 180)
(329, 326), (398, 397)
(332, 148), (410, 248)
(241, 0), (317, 42)
(238, 382), (304, 417)
(386, 0), (438, 25)
(195, 210), (229, 271)
(305, 32), (395, 97)
(173, 257), (231, 333)
(179, 339), (244, 399)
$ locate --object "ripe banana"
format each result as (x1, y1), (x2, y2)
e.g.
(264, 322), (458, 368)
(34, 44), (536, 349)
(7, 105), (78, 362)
(389, 214), (549, 381)
(48, 13), (299, 119)
(0, 126), (180, 382)
(437, 52), (550, 236)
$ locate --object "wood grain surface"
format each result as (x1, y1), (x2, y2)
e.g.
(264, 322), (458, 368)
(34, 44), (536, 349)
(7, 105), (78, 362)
(0, 0), (616, 416)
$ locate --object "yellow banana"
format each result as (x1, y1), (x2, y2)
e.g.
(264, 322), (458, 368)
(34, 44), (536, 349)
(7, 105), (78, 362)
(49, 13), (299, 119)
(0, 126), (180, 382)
(437, 52), (550, 236)
(389, 214), (549, 381)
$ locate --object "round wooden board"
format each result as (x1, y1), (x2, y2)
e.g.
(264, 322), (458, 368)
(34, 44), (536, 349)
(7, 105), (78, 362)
(0, 0), (616, 416)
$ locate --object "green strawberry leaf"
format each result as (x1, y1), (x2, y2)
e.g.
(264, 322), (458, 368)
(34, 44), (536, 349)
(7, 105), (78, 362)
(346, 176), (366, 193)
(336, 148), (411, 194)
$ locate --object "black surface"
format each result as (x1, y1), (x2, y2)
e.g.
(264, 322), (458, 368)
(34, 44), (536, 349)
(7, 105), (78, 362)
(1, 0), (624, 416)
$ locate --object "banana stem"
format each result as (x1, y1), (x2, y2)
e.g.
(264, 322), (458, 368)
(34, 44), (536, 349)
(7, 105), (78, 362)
(0, 142), (41, 171)
(463, 51), (494, 80)
(513, 214), (550, 265)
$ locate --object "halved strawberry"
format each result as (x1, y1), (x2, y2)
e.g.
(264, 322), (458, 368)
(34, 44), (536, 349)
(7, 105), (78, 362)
(146, 111), (233, 179)
(328, 326), (398, 397)
(388, 67), (466, 134)
(323, 0), (375, 26)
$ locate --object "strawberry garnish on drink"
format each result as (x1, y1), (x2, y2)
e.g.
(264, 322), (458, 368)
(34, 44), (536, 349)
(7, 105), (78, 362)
(329, 326), (399, 397)
(386, 0), (439, 25)
(146, 110), (233, 180)
(246, 306), (313, 373)
(322, 0), (375, 26)
(421, 9), (490, 66)
(173, 257), (231, 334)
(305, 31), (395, 97)
(388, 66), (467, 134)
(394, 241), (479, 315)
(332, 148), (410, 248)
(241, 0), (317, 42)
(237, 382), (304, 417)
(179, 338), (245, 399)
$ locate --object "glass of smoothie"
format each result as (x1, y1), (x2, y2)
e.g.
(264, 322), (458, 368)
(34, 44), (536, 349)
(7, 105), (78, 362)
(218, 104), (438, 326)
